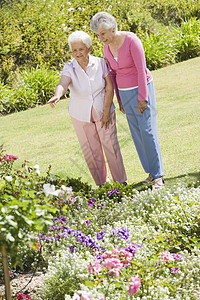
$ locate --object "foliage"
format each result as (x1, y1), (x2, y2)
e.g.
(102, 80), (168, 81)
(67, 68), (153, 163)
(174, 18), (200, 62)
(0, 67), (60, 115)
(37, 182), (200, 299)
(0, 0), (199, 84)
(0, 149), (57, 266)
(0, 148), (200, 298)
(143, 0), (200, 25)
(0, 0), (199, 115)
(142, 31), (177, 70)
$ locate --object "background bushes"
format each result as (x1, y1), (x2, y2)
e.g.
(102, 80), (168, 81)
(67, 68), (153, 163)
(0, 0), (199, 115)
(0, 68), (60, 115)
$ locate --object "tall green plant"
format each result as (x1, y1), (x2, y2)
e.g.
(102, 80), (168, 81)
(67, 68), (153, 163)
(0, 67), (60, 115)
(0, 148), (57, 298)
(174, 18), (200, 62)
(142, 32), (177, 70)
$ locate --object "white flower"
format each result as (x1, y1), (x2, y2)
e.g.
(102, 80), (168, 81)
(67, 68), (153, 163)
(43, 183), (61, 197)
(24, 165), (29, 172)
(61, 185), (73, 193)
(67, 1), (71, 4)
(33, 164), (40, 176)
(68, 7), (74, 11)
(69, 19), (73, 23)
(5, 176), (13, 182)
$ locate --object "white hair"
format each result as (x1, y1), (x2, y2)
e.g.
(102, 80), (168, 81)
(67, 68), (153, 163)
(68, 31), (92, 50)
(90, 12), (117, 32)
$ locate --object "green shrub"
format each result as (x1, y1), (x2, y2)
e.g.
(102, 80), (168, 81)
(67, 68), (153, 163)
(142, 31), (177, 70)
(0, 0), (199, 84)
(0, 67), (60, 115)
(174, 18), (200, 61)
(143, 0), (200, 25)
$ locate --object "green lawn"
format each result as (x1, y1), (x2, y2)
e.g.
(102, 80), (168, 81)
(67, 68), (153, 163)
(1, 57), (200, 187)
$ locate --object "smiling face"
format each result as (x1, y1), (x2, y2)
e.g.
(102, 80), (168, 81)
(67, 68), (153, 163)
(96, 26), (116, 45)
(71, 41), (90, 63)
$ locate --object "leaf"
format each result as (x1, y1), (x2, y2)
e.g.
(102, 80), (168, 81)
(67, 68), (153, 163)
(6, 232), (15, 242)
(84, 281), (95, 287)
(5, 216), (18, 227)
(1, 207), (7, 214)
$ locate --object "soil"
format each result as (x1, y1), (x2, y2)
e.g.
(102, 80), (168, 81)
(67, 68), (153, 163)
(0, 271), (44, 299)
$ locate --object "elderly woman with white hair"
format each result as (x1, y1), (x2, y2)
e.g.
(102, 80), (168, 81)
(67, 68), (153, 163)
(48, 30), (127, 186)
(90, 12), (164, 189)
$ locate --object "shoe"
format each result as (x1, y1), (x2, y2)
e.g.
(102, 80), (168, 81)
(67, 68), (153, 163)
(122, 181), (127, 186)
(153, 177), (164, 190)
(142, 173), (154, 185)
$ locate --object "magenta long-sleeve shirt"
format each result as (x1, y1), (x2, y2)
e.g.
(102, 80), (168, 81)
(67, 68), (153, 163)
(103, 32), (153, 102)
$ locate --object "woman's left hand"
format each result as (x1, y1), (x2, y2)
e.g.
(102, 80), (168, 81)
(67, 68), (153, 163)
(101, 111), (111, 129)
(138, 100), (147, 115)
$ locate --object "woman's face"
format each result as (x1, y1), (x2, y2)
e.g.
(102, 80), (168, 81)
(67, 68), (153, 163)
(71, 41), (90, 62)
(96, 26), (116, 45)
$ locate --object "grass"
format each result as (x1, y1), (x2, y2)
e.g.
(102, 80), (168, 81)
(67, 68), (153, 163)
(0, 57), (200, 188)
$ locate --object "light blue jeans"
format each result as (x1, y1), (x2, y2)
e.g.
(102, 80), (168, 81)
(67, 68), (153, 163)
(119, 81), (164, 179)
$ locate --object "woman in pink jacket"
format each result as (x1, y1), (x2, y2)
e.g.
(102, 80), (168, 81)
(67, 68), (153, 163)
(48, 31), (127, 187)
(90, 12), (164, 189)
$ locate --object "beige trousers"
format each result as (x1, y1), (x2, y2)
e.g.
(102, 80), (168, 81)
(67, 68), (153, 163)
(71, 107), (127, 186)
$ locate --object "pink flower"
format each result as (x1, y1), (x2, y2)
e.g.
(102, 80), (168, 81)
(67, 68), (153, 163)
(171, 267), (180, 273)
(72, 290), (92, 300)
(108, 268), (120, 278)
(88, 261), (103, 274)
(9, 271), (14, 277)
(17, 294), (30, 299)
(98, 295), (106, 300)
(104, 257), (123, 270)
(4, 154), (18, 161)
(35, 243), (41, 251)
(158, 251), (174, 263)
(127, 275), (141, 295)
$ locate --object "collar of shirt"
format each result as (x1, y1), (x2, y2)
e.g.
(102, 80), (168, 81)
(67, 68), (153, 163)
(72, 55), (96, 70)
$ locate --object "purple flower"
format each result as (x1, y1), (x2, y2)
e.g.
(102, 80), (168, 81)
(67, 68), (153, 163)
(84, 220), (89, 226)
(68, 245), (77, 253)
(131, 242), (142, 249)
(108, 189), (120, 197)
(87, 199), (95, 206)
(172, 253), (185, 261)
(111, 227), (129, 240)
(97, 229), (107, 240)
(171, 267), (180, 273)
(59, 217), (67, 223)
(97, 204), (104, 209)
(125, 245), (136, 257)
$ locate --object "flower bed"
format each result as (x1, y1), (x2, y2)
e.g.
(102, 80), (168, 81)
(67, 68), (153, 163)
(0, 149), (200, 299)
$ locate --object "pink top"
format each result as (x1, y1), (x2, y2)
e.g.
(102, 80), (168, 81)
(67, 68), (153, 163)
(62, 55), (115, 122)
(103, 32), (153, 102)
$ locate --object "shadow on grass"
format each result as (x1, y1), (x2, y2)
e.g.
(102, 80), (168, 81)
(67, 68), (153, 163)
(133, 171), (200, 191)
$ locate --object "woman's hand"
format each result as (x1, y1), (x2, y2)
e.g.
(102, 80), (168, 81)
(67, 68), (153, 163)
(119, 101), (125, 114)
(138, 100), (147, 115)
(101, 111), (111, 129)
(48, 96), (60, 108)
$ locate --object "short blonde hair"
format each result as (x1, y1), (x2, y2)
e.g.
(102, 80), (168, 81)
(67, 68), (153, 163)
(68, 31), (92, 50)
(90, 12), (117, 32)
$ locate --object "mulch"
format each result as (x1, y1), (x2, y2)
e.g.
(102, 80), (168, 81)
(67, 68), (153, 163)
(0, 271), (44, 299)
